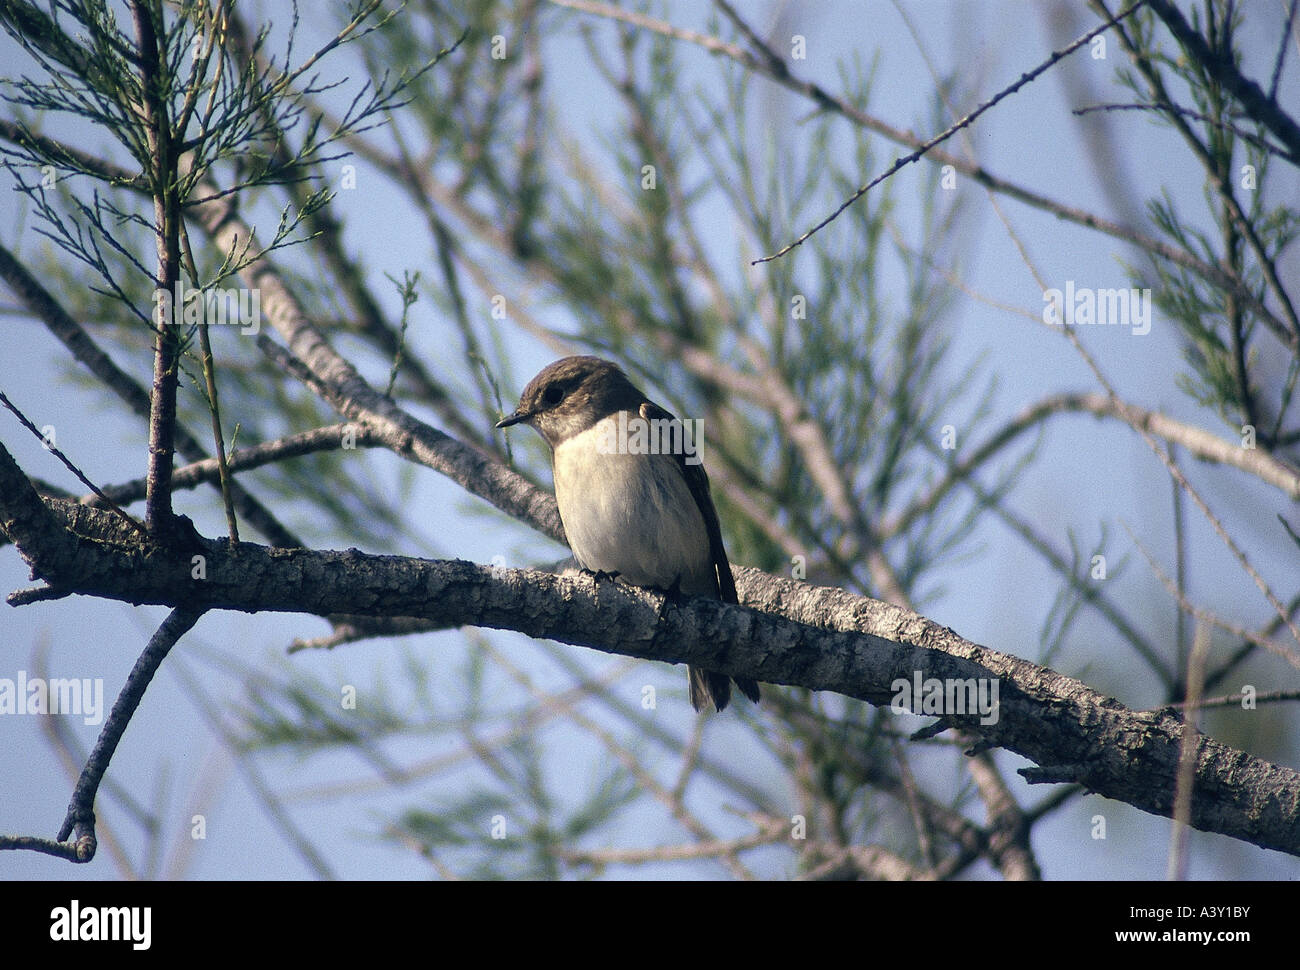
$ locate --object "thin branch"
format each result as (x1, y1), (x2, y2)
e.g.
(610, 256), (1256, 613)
(1268, 0), (1299, 102)
(179, 219), (240, 543)
(132, 0), (184, 534)
(1145, 0), (1300, 162)
(34, 639), (142, 876)
(1072, 101), (1296, 162)
(0, 387), (147, 538)
(1124, 522), (1295, 664)
(747, 0), (1149, 263)
(0, 607), (205, 862)
(890, 392), (1300, 542)
(82, 423), (382, 509)
(1167, 622), (1209, 880)
(0, 239), (303, 548)
(541, 0), (1292, 346)
(1164, 688), (1300, 711)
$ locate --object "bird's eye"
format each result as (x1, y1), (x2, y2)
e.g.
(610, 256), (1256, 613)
(542, 382), (565, 406)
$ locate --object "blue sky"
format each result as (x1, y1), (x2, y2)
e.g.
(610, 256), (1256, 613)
(2, 0), (1298, 880)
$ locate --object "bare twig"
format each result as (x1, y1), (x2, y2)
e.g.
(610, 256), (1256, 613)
(1167, 622), (1209, 880)
(1099, 0), (1300, 344)
(747, 0), (1149, 263)
(0, 239), (303, 548)
(1145, 0), (1300, 162)
(1124, 522), (1295, 663)
(133, 0), (184, 534)
(1072, 102), (1295, 162)
(0, 388), (147, 538)
(539, 1), (1292, 346)
(0, 608), (206, 863)
(1163, 688), (1300, 711)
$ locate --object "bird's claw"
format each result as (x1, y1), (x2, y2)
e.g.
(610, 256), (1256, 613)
(655, 574), (687, 621)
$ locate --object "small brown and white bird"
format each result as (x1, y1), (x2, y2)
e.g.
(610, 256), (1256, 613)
(496, 355), (760, 712)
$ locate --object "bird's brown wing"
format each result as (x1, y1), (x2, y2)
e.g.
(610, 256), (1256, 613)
(638, 401), (735, 603)
(640, 401), (760, 707)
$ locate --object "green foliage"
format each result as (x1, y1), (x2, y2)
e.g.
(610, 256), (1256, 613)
(6, 0), (1297, 880)
(1115, 3), (1300, 444)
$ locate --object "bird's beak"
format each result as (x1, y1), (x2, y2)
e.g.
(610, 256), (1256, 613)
(495, 409), (530, 429)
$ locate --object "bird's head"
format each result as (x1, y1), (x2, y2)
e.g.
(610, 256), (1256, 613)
(496, 355), (643, 448)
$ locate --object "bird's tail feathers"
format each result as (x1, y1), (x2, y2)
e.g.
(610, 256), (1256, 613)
(688, 666), (761, 712)
(734, 677), (761, 705)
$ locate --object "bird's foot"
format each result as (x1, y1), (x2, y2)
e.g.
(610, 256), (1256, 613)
(580, 567), (620, 608)
(654, 574), (687, 622)
(660, 573), (687, 604)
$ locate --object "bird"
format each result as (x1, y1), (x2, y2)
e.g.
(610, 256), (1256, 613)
(495, 355), (761, 712)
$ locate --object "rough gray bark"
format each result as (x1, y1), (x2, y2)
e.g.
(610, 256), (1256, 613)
(2, 437), (1297, 858)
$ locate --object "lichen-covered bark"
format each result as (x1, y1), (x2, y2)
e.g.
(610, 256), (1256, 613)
(3, 440), (1297, 857)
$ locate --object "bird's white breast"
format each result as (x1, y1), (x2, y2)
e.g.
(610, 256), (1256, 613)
(552, 414), (714, 595)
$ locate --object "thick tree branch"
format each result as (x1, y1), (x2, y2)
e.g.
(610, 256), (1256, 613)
(2, 444), (1298, 858)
